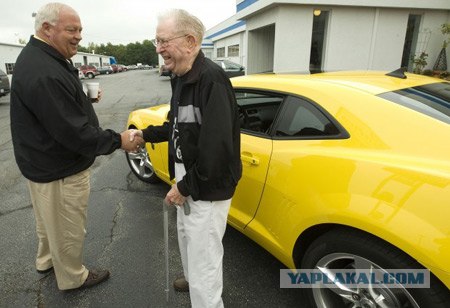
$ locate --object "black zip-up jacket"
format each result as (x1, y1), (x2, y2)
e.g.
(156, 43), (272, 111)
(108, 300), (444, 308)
(142, 51), (242, 201)
(10, 36), (122, 183)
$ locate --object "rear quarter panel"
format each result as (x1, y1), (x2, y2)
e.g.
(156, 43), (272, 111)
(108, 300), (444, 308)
(234, 76), (450, 288)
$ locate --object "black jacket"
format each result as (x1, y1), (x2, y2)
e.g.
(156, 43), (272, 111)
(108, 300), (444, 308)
(142, 51), (242, 201)
(10, 36), (121, 183)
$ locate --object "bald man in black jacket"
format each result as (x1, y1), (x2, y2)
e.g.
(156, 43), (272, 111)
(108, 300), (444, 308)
(10, 2), (142, 290)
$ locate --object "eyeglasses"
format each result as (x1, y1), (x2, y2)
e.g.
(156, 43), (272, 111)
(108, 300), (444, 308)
(152, 35), (187, 48)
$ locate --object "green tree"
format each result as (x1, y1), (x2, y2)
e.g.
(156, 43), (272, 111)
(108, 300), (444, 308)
(77, 40), (158, 66)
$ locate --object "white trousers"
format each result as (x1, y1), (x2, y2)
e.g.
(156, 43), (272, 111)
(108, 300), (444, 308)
(175, 163), (231, 308)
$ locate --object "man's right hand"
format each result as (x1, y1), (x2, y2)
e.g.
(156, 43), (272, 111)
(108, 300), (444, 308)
(120, 130), (144, 152)
(128, 129), (143, 142)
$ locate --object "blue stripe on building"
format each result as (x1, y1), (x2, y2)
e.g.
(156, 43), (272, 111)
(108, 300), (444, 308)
(205, 20), (246, 40)
(237, 0), (259, 12)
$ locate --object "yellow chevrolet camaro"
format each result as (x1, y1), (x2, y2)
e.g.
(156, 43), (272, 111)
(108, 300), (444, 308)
(126, 70), (450, 308)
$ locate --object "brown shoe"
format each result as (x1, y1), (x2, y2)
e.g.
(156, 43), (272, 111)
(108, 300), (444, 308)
(173, 277), (189, 292)
(81, 269), (110, 288)
(36, 266), (53, 274)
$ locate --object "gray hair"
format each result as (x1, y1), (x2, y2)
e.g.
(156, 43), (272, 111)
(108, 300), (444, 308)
(34, 2), (68, 31)
(158, 9), (205, 46)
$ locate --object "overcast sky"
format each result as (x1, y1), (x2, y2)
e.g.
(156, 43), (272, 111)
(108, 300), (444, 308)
(0, 0), (237, 46)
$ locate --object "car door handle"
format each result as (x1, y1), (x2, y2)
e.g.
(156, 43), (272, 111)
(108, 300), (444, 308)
(241, 153), (260, 165)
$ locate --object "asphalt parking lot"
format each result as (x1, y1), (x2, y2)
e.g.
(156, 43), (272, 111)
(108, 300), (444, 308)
(0, 69), (306, 307)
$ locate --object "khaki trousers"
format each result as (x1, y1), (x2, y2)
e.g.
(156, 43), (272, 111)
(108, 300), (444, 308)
(27, 169), (90, 290)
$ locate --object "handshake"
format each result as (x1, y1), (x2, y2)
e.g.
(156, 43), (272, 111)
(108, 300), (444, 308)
(120, 129), (144, 152)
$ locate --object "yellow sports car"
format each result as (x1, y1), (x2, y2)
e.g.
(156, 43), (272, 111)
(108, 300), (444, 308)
(126, 70), (450, 308)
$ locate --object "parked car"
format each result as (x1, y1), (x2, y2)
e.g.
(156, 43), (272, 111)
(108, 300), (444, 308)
(78, 69), (85, 80)
(159, 65), (171, 77)
(97, 66), (113, 75)
(109, 64), (118, 73)
(125, 70), (450, 307)
(0, 69), (10, 97)
(78, 65), (99, 79)
(213, 59), (245, 78)
(110, 64), (125, 73)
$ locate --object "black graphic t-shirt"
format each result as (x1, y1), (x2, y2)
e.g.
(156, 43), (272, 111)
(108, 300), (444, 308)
(170, 76), (185, 163)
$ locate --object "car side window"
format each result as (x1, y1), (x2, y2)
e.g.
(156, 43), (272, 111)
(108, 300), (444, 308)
(274, 96), (341, 138)
(225, 61), (242, 71)
(235, 91), (283, 135)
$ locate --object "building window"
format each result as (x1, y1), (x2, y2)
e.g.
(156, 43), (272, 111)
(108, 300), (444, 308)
(5, 63), (15, 75)
(228, 45), (239, 57)
(217, 47), (225, 58)
(74, 63), (82, 68)
(310, 10), (329, 74)
(401, 15), (421, 71)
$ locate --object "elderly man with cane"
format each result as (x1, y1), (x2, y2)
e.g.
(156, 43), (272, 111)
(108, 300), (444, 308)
(131, 8), (242, 308)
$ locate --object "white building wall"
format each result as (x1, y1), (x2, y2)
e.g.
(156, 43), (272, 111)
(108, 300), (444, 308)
(246, 7), (278, 74)
(240, 31), (248, 65)
(217, 0), (450, 74)
(369, 9), (409, 71)
(0, 42), (112, 78)
(214, 33), (242, 64)
(325, 7), (375, 71)
(72, 53), (111, 67)
(274, 5), (313, 73)
(420, 10), (450, 70)
(0, 43), (25, 80)
(205, 13), (246, 65)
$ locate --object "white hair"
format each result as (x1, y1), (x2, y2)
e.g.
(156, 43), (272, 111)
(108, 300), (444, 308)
(34, 2), (69, 31)
(158, 9), (205, 46)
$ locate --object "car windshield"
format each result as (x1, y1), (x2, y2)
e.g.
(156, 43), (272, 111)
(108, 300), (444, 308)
(378, 82), (450, 124)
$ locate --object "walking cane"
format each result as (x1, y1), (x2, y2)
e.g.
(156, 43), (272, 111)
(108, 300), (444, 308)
(162, 199), (190, 303)
(163, 200), (170, 303)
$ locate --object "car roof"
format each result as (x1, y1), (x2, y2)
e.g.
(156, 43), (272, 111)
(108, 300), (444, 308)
(231, 71), (441, 95)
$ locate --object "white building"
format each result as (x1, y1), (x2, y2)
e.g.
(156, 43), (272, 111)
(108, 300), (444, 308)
(0, 42), (25, 77)
(0, 41), (112, 83)
(2, 1), (449, 80)
(203, 0), (450, 74)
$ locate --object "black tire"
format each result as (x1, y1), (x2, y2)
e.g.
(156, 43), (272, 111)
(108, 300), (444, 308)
(300, 228), (450, 308)
(125, 146), (160, 184)
(87, 72), (94, 79)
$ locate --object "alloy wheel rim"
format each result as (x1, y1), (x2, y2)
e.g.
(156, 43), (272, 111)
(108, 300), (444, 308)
(127, 146), (154, 179)
(312, 253), (420, 308)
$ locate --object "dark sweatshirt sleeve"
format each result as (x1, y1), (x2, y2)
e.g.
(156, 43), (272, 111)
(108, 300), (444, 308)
(141, 120), (170, 143)
(177, 81), (236, 199)
(30, 76), (121, 156)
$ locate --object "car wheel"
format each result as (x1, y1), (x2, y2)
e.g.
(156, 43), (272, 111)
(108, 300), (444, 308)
(300, 229), (450, 308)
(87, 72), (94, 79)
(125, 146), (160, 183)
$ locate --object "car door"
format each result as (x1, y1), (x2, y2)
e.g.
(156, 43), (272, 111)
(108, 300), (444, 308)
(244, 95), (350, 257)
(228, 91), (283, 230)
